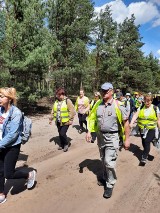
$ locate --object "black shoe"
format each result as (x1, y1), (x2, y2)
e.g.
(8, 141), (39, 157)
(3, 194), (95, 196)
(139, 158), (147, 166)
(103, 187), (113, 199)
(91, 140), (95, 143)
(148, 155), (154, 161)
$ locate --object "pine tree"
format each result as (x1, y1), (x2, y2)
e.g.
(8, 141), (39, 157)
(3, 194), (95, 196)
(47, 0), (94, 93)
(1, 0), (56, 101)
(89, 5), (119, 89)
(116, 14), (145, 91)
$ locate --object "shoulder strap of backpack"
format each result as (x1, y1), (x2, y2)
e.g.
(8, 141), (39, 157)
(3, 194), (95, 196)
(140, 102), (145, 110)
(153, 105), (158, 118)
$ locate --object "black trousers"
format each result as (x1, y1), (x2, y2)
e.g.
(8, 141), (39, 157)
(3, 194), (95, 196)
(78, 113), (88, 130)
(57, 122), (69, 148)
(140, 129), (155, 159)
(0, 144), (29, 193)
(91, 132), (97, 142)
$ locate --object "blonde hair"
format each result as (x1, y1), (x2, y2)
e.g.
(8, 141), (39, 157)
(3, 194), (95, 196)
(144, 94), (153, 102)
(94, 91), (101, 99)
(0, 87), (17, 105)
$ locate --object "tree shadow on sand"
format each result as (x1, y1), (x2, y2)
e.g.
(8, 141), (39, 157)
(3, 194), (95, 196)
(79, 159), (103, 181)
(4, 165), (37, 196)
(49, 136), (72, 147)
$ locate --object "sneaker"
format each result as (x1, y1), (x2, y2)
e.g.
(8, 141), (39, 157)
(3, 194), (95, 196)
(27, 170), (36, 189)
(78, 129), (83, 134)
(103, 187), (113, 199)
(140, 158), (147, 166)
(0, 194), (7, 204)
(63, 145), (68, 152)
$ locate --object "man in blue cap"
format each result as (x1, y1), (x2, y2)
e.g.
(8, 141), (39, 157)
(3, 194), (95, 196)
(86, 82), (130, 199)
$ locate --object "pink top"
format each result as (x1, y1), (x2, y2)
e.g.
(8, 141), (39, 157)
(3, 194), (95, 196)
(78, 97), (87, 114)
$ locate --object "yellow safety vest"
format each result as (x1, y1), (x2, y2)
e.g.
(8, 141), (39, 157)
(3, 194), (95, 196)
(87, 99), (125, 141)
(53, 99), (69, 123)
(87, 99), (102, 132)
(90, 100), (95, 110)
(138, 105), (157, 130)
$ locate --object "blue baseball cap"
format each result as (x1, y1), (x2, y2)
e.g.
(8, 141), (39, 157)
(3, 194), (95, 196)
(101, 82), (113, 90)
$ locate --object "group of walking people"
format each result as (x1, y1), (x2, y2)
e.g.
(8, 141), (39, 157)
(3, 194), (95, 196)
(1, 83), (159, 204)
(49, 82), (160, 199)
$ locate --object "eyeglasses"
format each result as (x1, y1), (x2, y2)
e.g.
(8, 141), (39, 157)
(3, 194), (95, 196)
(101, 89), (111, 94)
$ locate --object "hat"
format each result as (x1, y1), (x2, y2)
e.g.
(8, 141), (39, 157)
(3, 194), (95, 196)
(101, 82), (113, 90)
(134, 92), (139, 95)
(126, 93), (131, 96)
(116, 92), (123, 99)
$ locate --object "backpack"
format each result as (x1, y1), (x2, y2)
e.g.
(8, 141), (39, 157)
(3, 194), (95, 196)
(21, 113), (32, 144)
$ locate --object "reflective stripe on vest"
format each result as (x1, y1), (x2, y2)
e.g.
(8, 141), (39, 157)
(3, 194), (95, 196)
(87, 99), (102, 132)
(114, 100), (125, 142)
(138, 105), (157, 129)
(90, 100), (95, 110)
(53, 100), (69, 123)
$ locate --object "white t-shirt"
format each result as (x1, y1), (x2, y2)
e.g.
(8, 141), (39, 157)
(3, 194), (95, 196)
(0, 111), (9, 140)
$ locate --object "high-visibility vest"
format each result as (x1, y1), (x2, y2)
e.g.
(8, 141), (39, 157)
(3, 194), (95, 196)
(75, 96), (89, 112)
(87, 99), (102, 132)
(90, 100), (95, 110)
(53, 99), (69, 123)
(138, 104), (157, 129)
(87, 99), (125, 141)
(114, 100), (125, 142)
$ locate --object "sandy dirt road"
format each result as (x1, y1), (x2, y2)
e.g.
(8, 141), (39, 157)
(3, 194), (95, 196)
(1, 114), (160, 213)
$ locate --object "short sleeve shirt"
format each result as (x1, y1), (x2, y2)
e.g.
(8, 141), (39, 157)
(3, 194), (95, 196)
(96, 99), (128, 132)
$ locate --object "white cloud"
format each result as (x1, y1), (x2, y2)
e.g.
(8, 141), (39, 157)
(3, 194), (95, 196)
(152, 18), (160, 27)
(157, 50), (160, 62)
(94, 0), (160, 27)
(157, 49), (160, 55)
(128, 2), (159, 25)
(148, 0), (160, 6)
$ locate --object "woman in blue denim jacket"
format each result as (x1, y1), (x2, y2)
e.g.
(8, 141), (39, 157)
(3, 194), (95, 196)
(0, 87), (36, 204)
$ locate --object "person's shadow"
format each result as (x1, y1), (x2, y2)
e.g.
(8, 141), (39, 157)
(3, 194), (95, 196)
(18, 151), (28, 162)
(49, 136), (72, 147)
(4, 165), (37, 195)
(128, 143), (142, 161)
(72, 125), (80, 131)
(79, 159), (103, 181)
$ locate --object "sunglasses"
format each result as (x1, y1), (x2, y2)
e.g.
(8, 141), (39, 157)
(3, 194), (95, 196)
(101, 89), (111, 94)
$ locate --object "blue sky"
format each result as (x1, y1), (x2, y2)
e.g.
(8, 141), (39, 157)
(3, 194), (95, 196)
(93, 0), (160, 60)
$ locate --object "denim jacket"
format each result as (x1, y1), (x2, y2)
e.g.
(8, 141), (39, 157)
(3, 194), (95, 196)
(0, 105), (23, 148)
